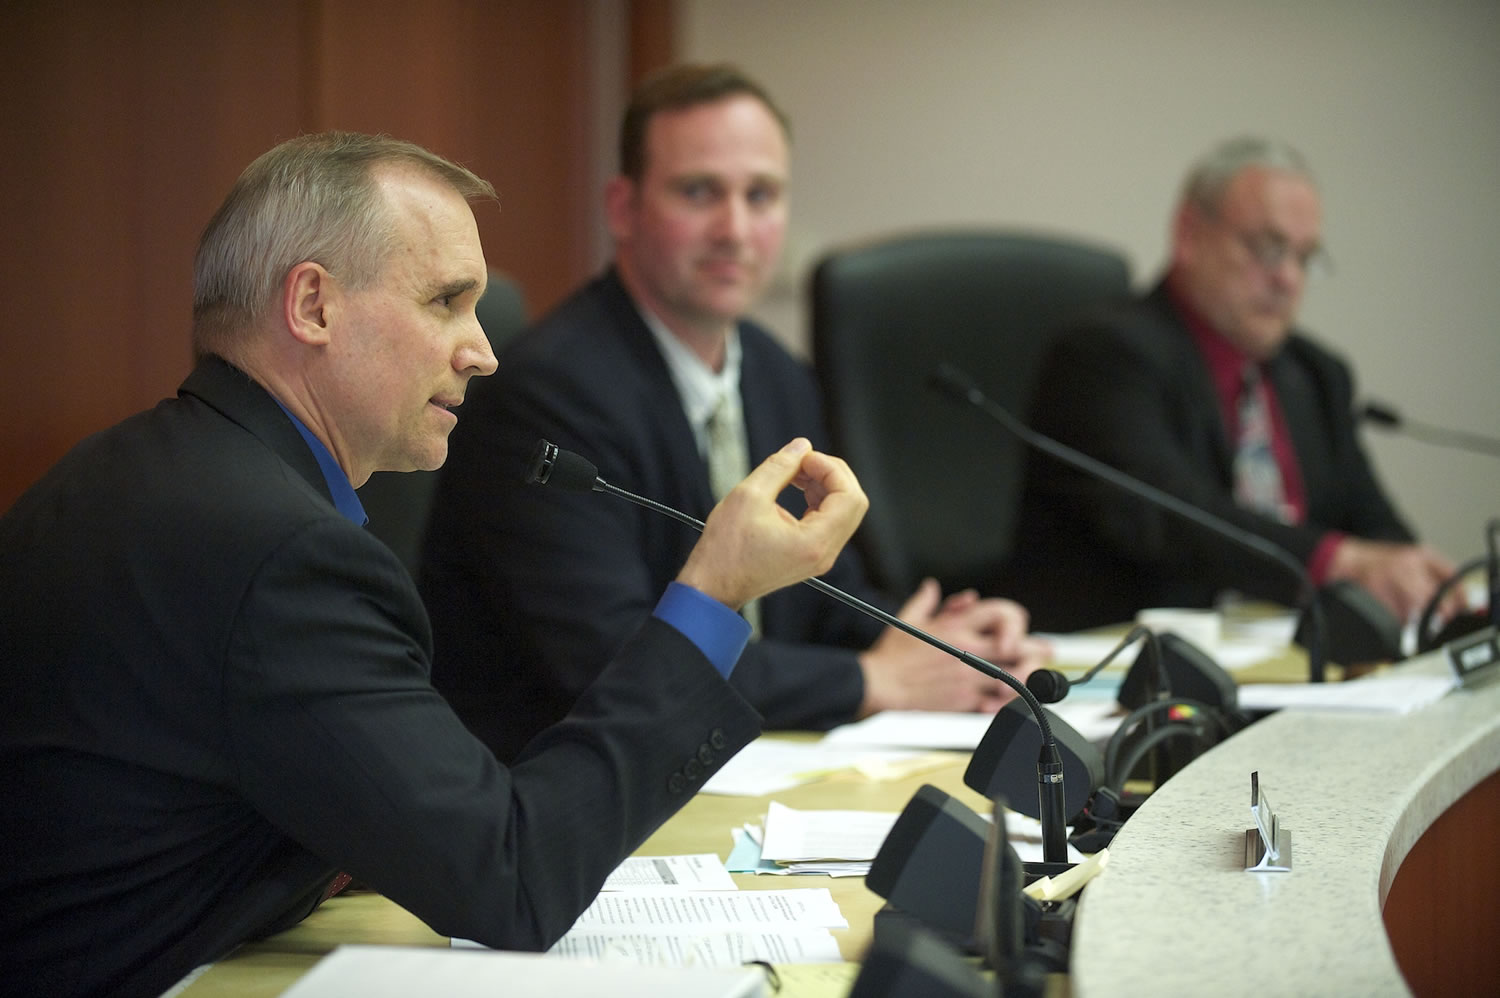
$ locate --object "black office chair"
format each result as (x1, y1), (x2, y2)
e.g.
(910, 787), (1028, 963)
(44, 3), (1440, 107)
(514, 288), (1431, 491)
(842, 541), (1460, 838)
(811, 230), (1131, 597)
(357, 270), (528, 577)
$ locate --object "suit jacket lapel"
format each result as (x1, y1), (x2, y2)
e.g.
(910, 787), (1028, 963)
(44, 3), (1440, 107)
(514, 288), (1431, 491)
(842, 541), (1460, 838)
(1145, 282), (1236, 482)
(736, 325), (776, 466)
(596, 270), (717, 514)
(1266, 342), (1325, 519)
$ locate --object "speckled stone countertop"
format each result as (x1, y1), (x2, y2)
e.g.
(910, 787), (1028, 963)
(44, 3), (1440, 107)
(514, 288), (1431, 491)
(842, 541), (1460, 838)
(1070, 649), (1500, 996)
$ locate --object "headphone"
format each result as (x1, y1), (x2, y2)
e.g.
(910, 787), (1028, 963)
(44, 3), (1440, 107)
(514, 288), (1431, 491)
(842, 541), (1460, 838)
(1102, 696), (1238, 794)
(1415, 554), (1491, 654)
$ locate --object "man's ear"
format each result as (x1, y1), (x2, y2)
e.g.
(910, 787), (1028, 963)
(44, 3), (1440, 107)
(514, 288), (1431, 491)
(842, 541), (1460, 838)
(1170, 201), (1206, 269)
(603, 175), (636, 244)
(283, 261), (335, 347)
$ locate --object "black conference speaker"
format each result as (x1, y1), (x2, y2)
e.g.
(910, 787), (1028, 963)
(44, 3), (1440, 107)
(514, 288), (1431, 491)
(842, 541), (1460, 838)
(1118, 631), (1238, 712)
(866, 784), (988, 943)
(963, 700), (1103, 822)
(1295, 580), (1403, 666)
(848, 921), (989, 998)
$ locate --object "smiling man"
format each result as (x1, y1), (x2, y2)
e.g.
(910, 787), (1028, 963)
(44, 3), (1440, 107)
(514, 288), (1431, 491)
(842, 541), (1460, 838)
(421, 64), (1048, 763)
(1001, 136), (1454, 632)
(0, 132), (870, 997)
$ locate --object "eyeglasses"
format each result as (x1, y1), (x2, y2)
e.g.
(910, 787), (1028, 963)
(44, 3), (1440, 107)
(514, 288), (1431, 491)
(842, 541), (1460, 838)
(1228, 227), (1333, 278)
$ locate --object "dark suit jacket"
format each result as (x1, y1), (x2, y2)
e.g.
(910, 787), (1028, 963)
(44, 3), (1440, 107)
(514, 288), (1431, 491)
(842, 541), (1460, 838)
(422, 269), (885, 761)
(1001, 279), (1415, 631)
(0, 356), (759, 998)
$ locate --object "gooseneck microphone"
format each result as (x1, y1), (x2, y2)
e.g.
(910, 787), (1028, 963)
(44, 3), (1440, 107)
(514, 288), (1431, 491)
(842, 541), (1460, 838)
(929, 364), (1329, 683)
(1360, 402), (1499, 642)
(1359, 400), (1500, 459)
(1026, 624), (1163, 705)
(527, 439), (1071, 863)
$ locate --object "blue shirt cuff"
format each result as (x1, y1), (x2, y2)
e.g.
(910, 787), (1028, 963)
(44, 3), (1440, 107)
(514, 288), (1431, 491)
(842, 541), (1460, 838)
(653, 582), (751, 678)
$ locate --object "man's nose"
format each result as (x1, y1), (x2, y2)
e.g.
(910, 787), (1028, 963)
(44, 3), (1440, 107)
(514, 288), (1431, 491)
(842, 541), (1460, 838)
(459, 317), (498, 376)
(712, 195), (751, 242)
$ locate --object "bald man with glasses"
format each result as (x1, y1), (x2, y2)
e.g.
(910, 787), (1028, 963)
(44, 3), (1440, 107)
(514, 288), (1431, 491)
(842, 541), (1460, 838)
(1000, 136), (1454, 633)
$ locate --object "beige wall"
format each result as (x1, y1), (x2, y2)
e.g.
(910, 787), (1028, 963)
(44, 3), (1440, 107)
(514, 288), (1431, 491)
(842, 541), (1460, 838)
(679, 0), (1500, 565)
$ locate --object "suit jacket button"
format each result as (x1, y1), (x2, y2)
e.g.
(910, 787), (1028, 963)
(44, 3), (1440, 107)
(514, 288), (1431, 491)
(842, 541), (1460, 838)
(697, 744), (714, 765)
(683, 759), (702, 781)
(709, 728), (727, 750)
(668, 774), (686, 794)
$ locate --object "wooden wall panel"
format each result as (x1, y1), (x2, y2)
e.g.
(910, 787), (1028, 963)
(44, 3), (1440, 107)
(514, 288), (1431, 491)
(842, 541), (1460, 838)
(0, 0), (677, 513)
(628, 0), (677, 86)
(0, 3), (307, 511)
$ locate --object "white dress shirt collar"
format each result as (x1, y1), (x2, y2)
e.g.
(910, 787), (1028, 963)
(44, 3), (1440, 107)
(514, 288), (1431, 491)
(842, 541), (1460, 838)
(637, 305), (744, 459)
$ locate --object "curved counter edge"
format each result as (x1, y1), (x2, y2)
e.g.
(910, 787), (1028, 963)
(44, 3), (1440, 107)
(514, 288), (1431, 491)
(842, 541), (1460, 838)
(1071, 650), (1500, 997)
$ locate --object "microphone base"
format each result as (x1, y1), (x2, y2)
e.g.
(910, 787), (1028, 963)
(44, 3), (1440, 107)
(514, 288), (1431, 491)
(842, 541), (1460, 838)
(872, 903), (975, 955)
(1066, 786), (1145, 853)
(873, 895), (1074, 970)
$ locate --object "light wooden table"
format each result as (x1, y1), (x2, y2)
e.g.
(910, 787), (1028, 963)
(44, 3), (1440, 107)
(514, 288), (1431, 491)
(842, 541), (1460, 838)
(177, 741), (992, 997)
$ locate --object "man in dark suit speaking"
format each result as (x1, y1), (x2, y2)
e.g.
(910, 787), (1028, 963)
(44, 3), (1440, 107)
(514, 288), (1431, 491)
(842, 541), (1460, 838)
(1003, 136), (1454, 632)
(420, 64), (1048, 762)
(0, 132), (869, 997)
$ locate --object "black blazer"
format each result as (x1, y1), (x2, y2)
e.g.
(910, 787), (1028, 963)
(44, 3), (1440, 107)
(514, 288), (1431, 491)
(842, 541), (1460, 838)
(1001, 280), (1414, 631)
(0, 356), (759, 998)
(422, 269), (885, 760)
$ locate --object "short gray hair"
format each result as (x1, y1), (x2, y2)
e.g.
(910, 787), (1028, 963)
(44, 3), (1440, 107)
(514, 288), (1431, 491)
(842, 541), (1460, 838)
(1180, 136), (1315, 216)
(191, 131), (495, 358)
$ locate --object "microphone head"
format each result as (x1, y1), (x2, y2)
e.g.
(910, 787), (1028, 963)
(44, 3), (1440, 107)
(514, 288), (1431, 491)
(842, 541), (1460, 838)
(1025, 669), (1070, 704)
(525, 439), (601, 492)
(1359, 401), (1401, 428)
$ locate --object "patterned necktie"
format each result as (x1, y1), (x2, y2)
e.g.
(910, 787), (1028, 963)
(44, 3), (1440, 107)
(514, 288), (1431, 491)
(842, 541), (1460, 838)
(705, 395), (761, 635)
(1232, 364), (1290, 523)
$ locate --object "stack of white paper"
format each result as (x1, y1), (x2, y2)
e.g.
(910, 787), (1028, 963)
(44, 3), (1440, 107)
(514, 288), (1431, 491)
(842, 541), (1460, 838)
(1236, 672), (1457, 713)
(753, 801), (900, 876)
(544, 889), (846, 967)
(283, 945), (768, 997)
(820, 701), (1124, 749)
(819, 711), (997, 750)
(600, 854), (739, 892)
(456, 875), (848, 969)
(564, 889), (846, 931)
(699, 739), (935, 796)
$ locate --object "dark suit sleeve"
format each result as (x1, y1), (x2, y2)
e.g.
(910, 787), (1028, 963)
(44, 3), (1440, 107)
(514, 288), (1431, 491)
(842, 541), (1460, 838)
(1278, 340), (1415, 544)
(1030, 321), (1333, 604)
(228, 519), (759, 951)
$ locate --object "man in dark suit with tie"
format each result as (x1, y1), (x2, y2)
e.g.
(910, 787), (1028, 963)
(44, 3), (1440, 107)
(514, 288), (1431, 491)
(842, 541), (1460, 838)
(420, 64), (1049, 762)
(0, 131), (870, 997)
(1002, 136), (1454, 632)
